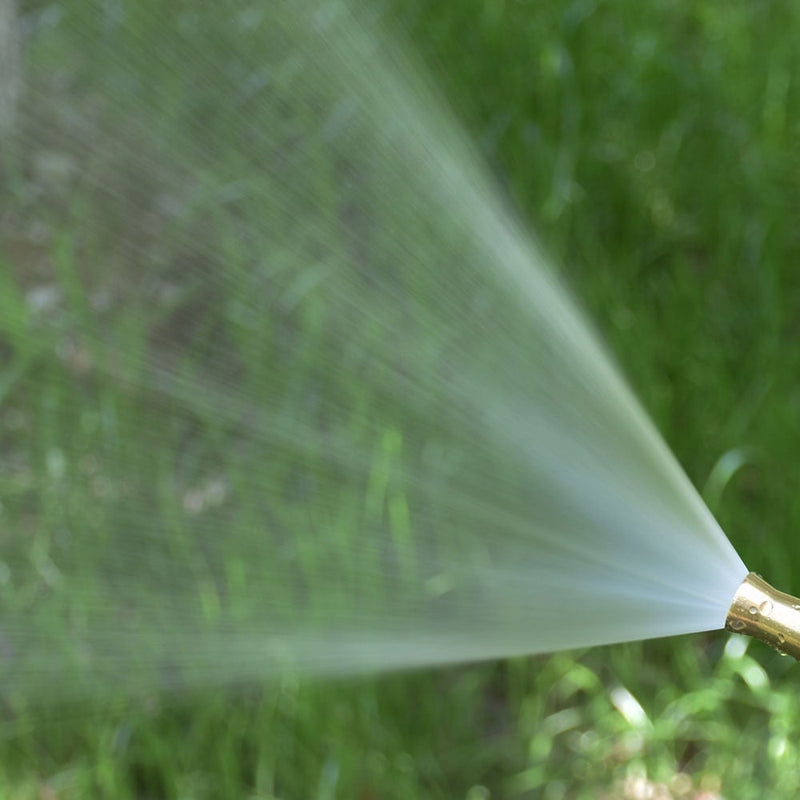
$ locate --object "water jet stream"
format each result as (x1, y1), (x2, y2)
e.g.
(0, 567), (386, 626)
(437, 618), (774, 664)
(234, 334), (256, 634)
(0, 0), (769, 704)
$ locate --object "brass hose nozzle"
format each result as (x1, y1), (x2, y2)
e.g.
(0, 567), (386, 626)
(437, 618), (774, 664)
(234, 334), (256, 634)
(726, 572), (800, 660)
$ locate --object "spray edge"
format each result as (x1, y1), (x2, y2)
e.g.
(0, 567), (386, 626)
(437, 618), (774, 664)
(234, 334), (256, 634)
(726, 572), (800, 660)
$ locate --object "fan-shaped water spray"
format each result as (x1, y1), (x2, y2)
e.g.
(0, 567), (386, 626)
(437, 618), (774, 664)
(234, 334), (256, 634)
(0, 0), (752, 703)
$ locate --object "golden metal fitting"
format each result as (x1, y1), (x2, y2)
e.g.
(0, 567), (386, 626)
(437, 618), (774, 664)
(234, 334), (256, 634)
(726, 573), (800, 660)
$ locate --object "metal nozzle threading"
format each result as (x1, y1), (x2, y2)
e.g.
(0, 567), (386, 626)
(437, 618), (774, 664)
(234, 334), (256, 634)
(726, 573), (800, 660)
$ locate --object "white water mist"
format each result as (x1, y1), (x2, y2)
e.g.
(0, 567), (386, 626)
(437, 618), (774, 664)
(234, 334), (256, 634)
(0, 0), (746, 699)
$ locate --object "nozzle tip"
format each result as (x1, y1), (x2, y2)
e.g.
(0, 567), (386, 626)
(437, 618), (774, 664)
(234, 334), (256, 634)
(726, 573), (800, 660)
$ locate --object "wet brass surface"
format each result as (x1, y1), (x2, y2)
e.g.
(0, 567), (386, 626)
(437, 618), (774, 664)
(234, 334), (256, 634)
(726, 573), (800, 660)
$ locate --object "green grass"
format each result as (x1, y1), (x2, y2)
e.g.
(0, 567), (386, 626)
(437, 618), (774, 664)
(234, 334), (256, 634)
(2, 0), (800, 797)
